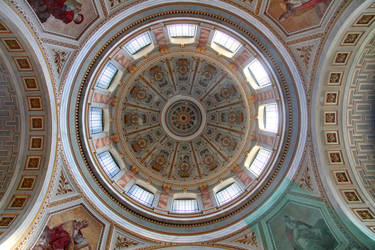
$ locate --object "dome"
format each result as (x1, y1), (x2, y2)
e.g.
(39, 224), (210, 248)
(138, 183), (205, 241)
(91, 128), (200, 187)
(63, 6), (304, 239)
(1, 1), (375, 249)
(82, 20), (285, 219)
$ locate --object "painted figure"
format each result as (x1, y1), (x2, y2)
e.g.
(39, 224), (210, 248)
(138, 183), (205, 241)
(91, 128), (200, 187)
(28, 0), (84, 24)
(284, 215), (337, 250)
(33, 219), (91, 250)
(279, 0), (330, 22)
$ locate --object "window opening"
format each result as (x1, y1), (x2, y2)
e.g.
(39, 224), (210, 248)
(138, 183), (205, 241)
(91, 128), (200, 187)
(96, 62), (118, 89)
(89, 107), (103, 134)
(215, 182), (242, 206)
(127, 184), (154, 207)
(97, 151), (120, 178)
(125, 32), (152, 55)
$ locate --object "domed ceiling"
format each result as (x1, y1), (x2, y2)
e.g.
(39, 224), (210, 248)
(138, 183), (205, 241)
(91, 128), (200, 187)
(1, 0), (375, 249)
(71, 3), (301, 236)
(116, 53), (252, 186)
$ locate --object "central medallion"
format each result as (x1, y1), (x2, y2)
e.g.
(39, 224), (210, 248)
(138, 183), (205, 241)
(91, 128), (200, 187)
(161, 96), (206, 141)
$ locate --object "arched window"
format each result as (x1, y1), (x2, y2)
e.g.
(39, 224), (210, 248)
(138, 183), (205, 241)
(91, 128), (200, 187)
(172, 199), (199, 213)
(127, 184), (154, 207)
(245, 148), (271, 177)
(212, 30), (241, 52)
(89, 107), (103, 134)
(167, 23), (197, 45)
(125, 32), (152, 55)
(259, 103), (279, 133)
(215, 182), (242, 206)
(96, 62), (118, 89)
(97, 151), (120, 178)
(211, 30), (241, 57)
(167, 23), (196, 38)
(246, 59), (271, 88)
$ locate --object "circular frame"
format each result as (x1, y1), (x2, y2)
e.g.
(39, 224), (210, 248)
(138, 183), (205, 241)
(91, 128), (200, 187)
(60, 1), (307, 242)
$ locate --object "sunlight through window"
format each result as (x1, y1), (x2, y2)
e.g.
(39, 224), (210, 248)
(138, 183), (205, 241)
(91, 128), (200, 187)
(128, 185), (154, 207)
(248, 148), (271, 177)
(97, 151), (120, 178)
(89, 107), (103, 134)
(215, 182), (242, 206)
(247, 59), (271, 87)
(96, 62), (118, 89)
(172, 199), (199, 213)
(125, 32), (152, 55)
(167, 23), (196, 38)
(264, 103), (279, 133)
(212, 30), (241, 53)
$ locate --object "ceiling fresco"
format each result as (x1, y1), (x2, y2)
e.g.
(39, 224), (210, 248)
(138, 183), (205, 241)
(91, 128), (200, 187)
(0, 0), (374, 249)
(27, 0), (99, 39)
(266, 0), (332, 34)
(115, 54), (251, 186)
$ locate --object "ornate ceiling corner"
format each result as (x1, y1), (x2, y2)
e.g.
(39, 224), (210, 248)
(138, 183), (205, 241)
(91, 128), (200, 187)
(48, 157), (79, 203)
(259, 0), (352, 44)
(289, 39), (320, 99)
(216, 224), (263, 249)
(56, 171), (74, 196)
(232, 231), (259, 249)
(44, 44), (73, 92)
(114, 235), (140, 249)
(51, 143), (84, 200)
(293, 144), (322, 198)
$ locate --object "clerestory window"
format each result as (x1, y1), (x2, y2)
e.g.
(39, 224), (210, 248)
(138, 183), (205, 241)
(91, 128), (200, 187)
(246, 148), (272, 177)
(172, 199), (199, 213)
(89, 107), (103, 134)
(127, 184), (154, 207)
(125, 32), (152, 55)
(96, 62), (118, 89)
(167, 23), (197, 38)
(212, 30), (241, 53)
(97, 151), (120, 178)
(215, 182), (242, 206)
(247, 59), (271, 88)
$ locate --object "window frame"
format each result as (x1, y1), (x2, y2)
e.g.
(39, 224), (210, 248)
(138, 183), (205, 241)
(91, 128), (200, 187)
(167, 23), (197, 38)
(247, 148), (272, 177)
(171, 198), (199, 214)
(96, 62), (118, 89)
(215, 182), (242, 206)
(97, 151), (120, 178)
(263, 103), (279, 133)
(124, 32), (152, 55)
(210, 30), (242, 58)
(89, 107), (103, 134)
(211, 30), (241, 53)
(247, 59), (271, 88)
(127, 184), (155, 207)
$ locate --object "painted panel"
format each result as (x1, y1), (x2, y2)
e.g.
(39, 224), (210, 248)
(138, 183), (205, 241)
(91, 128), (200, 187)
(267, 0), (331, 34)
(267, 201), (338, 249)
(33, 205), (104, 250)
(27, 0), (98, 39)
